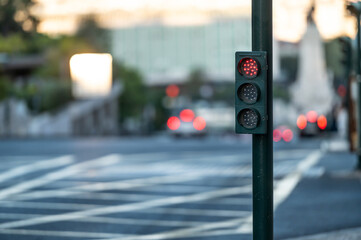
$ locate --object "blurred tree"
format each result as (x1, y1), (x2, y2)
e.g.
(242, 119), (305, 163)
(0, 77), (12, 101)
(114, 62), (146, 127)
(76, 15), (109, 52)
(184, 69), (207, 101)
(0, 0), (38, 37)
(35, 36), (96, 79)
(324, 39), (344, 78)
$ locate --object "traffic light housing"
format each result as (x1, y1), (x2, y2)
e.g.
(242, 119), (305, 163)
(235, 51), (268, 134)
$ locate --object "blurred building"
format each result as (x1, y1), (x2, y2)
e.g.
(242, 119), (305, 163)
(110, 17), (251, 85)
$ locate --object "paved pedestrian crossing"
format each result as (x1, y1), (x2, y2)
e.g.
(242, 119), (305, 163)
(0, 147), (322, 240)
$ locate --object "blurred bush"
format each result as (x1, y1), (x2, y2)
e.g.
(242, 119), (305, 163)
(0, 77), (12, 101)
(114, 63), (146, 128)
(17, 80), (73, 114)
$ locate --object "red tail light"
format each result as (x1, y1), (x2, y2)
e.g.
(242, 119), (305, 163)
(180, 109), (195, 122)
(273, 129), (282, 142)
(306, 111), (318, 123)
(282, 129), (293, 142)
(167, 116), (181, 130)
(193, 116), (206, 131)
(317, 115), (327, 130)
(297, 115), (307, 130)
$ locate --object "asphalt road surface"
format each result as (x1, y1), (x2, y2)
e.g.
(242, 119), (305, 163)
(0, 136), (358, 240)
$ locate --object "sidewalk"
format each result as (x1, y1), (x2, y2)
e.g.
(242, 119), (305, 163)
(275, 139), (361, 239)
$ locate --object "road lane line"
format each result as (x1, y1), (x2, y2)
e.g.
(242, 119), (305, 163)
(0, 154), (122, 200)
(0, 155), (74, 184)
(0, 185), (251, 229)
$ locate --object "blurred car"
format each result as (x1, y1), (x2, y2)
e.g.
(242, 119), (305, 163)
(297, 110), (327, 137)
(167, 109), (207, 137)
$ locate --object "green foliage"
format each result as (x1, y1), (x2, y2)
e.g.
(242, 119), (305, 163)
(147, 88), (167, 131)
(34, 35), (96, 79)
(0, 0), (38, 37)
(114, 63), (146, 122)
(184, 69), (206, 100)
(0, 77), (12, 101)
(273, 84), (290, 102)
(18, 81), (73, 113)
(76, 15), (109, 52)
(324, 38), (350, 78)
(280, 56), (298, 82)
(0, 33), (28, 53)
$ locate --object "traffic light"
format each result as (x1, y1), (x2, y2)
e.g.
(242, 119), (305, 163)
(235, 51), (268, 134)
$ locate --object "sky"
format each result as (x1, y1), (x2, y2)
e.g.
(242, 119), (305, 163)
(33, 0), (356, 42)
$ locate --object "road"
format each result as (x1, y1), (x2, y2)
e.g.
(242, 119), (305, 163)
(0, 136), (358, 240)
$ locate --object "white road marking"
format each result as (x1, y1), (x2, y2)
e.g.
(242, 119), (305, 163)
(237, 150), (324, 234)
(139, 207), (250, 217)
(7, 165), (252, 201)
(102, 217), (250, 240)
(12, 190), (251, 206)
(273, 150), (323, 208)
(0, 200), (101, 210)
(0, 155), (74, 184)
(0, 228), (129, 238)
(0, 212), (211, 228)
(0, 154), (122, 200)
(0, 185), (251, 229)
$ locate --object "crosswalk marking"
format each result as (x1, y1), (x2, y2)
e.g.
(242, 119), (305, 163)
(0, 147), (317, 239)
(0, 186), (251, 229)
(0, 155), (74, 184)
(0, 154), (122, 200)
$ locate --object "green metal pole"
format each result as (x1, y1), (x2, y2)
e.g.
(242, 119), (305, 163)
(252, 0), (273, 239)
(357, 9), (361, 170)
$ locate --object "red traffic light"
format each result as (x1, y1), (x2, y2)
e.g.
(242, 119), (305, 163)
(238, 58), (260, 79)
(166, 84), (180, 98)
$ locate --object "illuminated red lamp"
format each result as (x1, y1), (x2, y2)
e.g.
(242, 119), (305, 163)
(167, 116), (181, 130)
(306, 111), (318, 123)
(282, 129), (294, 142)
(180, 109), (195, 122)
(297, 114), (307, 130)
(238, 58), (259, 79)
(166, 84), (180, 98)
(193, 116), (206, 131)
(317, 115), (327, 130)
(273, 129), (282, 142)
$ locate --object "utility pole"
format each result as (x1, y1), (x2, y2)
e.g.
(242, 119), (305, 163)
(252, 0), (273, 239)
